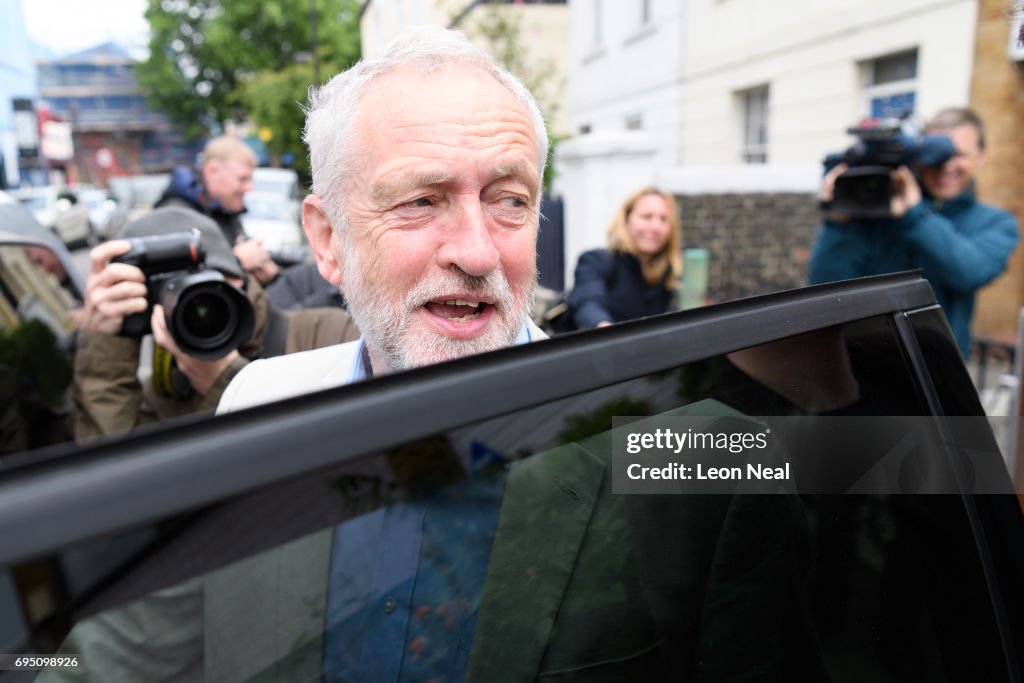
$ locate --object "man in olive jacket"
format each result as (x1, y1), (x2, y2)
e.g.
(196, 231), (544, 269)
(73, 207), (358, 442)
(44, 28), (818, 683)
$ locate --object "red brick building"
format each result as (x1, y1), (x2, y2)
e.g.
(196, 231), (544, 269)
(970, 0), (1024, 342)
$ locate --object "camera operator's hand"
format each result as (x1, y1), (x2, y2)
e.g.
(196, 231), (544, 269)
(819, 163), (850, 223)
(79, 240), (148, 335)
(890, 165), (923, 218)
(234, 238), (280, 286)
(819, 163), (846, 204)
(151, 305), (240, 396)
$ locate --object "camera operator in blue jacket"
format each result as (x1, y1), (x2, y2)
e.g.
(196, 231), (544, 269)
(808, 107), (1018, 356)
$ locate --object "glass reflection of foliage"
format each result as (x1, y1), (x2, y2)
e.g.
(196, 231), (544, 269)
(0, 320), (72, 409)
(332, 436), (465, 506)
(0, 320), (73, 454)
(673, 359), (715, 405)
(557, 397), (652, 446)
(388, 435), (465, 498)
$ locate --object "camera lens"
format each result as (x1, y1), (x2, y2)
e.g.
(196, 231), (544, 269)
(854, 176), (885, 202)
(176, 285), (237, 351)
(832, 167), (893, 219)
(182, 292), (231, 340)
(160, 271), (254, 360)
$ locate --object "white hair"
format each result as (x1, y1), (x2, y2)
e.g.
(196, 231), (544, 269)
(302, 25), (549, 226)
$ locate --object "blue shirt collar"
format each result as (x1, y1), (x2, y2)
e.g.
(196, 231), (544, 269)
(345, 323), (536, 384)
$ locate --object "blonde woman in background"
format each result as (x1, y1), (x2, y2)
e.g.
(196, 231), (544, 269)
(568, 187), (683, 329)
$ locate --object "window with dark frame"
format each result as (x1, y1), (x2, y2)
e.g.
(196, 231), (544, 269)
(739, 85), (769, 164)
(863, 49), (918, 119)
(10, 314), (1017, 681)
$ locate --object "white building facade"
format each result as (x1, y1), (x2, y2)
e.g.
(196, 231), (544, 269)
(359, 0), (571, 136)
(559, 0), (979, 286)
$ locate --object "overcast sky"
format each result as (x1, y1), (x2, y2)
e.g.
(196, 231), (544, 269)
(21, 0), (149, 57)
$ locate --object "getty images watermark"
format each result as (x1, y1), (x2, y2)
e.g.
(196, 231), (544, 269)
(611, 412), (1017, 495)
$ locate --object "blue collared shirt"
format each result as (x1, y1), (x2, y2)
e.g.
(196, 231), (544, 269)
(344, 323), (538, 383)
(324, 323), (536, 681)
(322, 467), (506, 682)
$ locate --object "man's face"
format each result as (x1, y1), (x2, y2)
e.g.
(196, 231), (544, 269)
(305, 64), (541, 373)
(203, 156), (255, 213)
(918, 123), (984, 201)
(25, 245), (65, 280)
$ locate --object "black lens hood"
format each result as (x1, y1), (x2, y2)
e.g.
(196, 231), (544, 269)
(159, 270), (255, 360)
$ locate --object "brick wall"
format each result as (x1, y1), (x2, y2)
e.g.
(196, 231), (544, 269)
(676, 192), (820, 303)
(970, 0), (1024, 342)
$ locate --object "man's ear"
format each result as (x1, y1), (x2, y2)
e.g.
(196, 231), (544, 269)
(302, 195), (344, 287)
(200, 160), (216, 189)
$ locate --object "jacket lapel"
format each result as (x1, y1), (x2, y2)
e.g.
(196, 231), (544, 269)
(466, 440), (607, 681)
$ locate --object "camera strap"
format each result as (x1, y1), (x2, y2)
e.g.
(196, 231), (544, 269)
(152, 344), (194, 399)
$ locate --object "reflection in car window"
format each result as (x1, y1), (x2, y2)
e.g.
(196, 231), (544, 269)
(0, 246), (78, 339)
(15, 315), (1021, 681)
(0, 246), (78, 456)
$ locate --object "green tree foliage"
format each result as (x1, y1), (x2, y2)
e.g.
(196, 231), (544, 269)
(139, 0), (361, 156)
(238, 64), (322, 175)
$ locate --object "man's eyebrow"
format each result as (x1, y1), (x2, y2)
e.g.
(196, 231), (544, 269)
(371, 159), (540, 203)
(372, 170), (453, 203)
(488, 160), (540, 194)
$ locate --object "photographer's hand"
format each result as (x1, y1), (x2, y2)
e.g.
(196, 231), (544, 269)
(151, 305), (240, 396)
(890, 165), (923, 218)
(79, 240), (148, 335)
(234, 238), (280, 285)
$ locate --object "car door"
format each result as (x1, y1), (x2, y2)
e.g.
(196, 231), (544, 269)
(0, 271), (1020, 681)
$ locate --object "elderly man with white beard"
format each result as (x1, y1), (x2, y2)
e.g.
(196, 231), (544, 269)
(40, 28), (549, 683)
(217, 27), (546, 410)
(210, 24), (555, 682)
(41, 26), (824, 683)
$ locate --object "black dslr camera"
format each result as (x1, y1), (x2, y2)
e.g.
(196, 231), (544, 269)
(822, 116), (956, 219)
(112, 230), (255, 360)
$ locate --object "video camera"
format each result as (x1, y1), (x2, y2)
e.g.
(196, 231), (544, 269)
(113, 230), (254, 360)
(822, 116), (956, 219)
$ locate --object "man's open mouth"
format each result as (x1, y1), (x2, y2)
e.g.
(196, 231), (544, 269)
(424, 298), (490, 323)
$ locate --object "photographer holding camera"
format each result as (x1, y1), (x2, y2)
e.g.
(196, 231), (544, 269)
(157, 135), (343, 310)
(156, 136), (284, 286)
(808, 107), (1018, 356)
(73, 207), (359, 442)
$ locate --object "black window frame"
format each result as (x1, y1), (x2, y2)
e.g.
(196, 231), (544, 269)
(0, 270), (1021, 677)
(0, 271), (978, 563)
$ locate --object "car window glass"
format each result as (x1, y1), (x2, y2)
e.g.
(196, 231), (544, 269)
(0, 245), (79, 456)
(907, 307), (989, 417)
(6, 314), (1017, 681)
